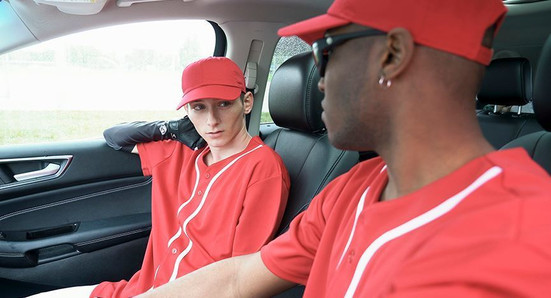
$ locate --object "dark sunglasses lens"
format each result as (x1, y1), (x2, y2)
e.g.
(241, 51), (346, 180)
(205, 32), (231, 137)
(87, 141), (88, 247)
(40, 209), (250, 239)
(318, 57), (326, 77)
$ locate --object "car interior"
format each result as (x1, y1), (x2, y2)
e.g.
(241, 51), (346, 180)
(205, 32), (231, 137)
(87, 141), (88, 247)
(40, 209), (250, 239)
(1, 0), (551, 297)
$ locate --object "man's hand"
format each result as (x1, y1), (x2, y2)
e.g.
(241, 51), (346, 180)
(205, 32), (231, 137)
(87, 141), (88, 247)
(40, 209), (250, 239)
(163, 116), (207, 150)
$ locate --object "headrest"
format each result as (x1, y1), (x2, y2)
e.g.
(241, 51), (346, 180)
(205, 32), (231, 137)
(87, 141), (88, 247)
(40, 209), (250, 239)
(533, 35), (551, 131)
(269, 52), (325, 133)
(477, 57), (532, 106)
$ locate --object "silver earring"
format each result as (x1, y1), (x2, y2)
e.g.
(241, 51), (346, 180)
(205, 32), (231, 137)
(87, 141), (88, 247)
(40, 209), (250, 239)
(378, 75), (392, 89)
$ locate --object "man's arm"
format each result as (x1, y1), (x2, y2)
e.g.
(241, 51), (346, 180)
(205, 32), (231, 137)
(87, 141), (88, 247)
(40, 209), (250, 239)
(138, 252), (296, 298)
(103, 116), (206, 153)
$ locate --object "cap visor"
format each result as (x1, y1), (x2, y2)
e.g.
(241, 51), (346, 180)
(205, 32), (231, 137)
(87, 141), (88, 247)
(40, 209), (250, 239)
(177, 85), (242, 110)
(278, 14), (350, 44)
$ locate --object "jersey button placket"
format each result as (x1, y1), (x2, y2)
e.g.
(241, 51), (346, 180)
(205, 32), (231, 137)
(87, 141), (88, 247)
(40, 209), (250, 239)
(348, 249), (355, 264)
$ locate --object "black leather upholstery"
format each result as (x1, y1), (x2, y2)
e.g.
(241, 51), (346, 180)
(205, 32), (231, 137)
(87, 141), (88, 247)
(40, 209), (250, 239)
(478, 57), (532, 106)
(502, 131), (551, 173)
(269, 53), (325, 133)
(263, 53), (359, 298)
(533, 37), (551, 132)
(264, 52), (359, 236)
(477, 58), (543, 149)
(264, 53), (359, 298)
(501, 35), (551, 174)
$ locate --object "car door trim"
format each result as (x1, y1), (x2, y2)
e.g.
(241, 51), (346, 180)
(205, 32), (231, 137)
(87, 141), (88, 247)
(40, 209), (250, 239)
(0, 155), (73, 189)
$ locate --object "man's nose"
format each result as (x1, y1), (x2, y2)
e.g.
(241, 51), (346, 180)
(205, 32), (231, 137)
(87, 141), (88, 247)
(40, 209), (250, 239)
(207, 109), (220, 126)
(318, 77), (325, 93)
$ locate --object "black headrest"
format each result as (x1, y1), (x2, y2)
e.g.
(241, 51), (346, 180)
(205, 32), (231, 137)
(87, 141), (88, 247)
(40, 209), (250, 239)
(477, 57), (532, 106)
(533, 36), (551, 131)
(269, 52), (325, 133)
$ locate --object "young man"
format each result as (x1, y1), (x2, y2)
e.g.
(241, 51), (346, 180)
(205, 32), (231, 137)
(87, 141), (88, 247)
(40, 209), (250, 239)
(139, 0), (551, 297)
(30, 57), (290, 298)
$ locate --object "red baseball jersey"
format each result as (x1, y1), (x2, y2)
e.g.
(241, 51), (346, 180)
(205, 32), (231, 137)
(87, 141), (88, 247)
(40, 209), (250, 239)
(92, 136), (289, 297)
(261, 148), (551, 297)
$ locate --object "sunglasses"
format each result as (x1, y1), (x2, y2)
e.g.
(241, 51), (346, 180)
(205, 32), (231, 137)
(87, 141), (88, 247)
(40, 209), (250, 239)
(312, 29), (387, 77)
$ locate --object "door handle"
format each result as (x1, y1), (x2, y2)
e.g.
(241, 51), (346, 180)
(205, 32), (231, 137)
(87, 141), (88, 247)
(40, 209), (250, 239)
(13, 163), (61, 182)
(0, 155), (72, 189)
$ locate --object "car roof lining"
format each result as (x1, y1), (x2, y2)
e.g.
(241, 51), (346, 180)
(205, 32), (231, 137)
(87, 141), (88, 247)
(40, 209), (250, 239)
(4, 0), (551, 67)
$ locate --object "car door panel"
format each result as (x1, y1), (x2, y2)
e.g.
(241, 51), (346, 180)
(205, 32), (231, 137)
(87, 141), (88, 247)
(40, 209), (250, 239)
(0, 139), (151, 295)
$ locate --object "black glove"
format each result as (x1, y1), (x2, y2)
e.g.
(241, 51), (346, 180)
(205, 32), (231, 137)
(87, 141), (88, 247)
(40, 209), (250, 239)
(103, 116), (206, 152)
(164, 117), (207, 149)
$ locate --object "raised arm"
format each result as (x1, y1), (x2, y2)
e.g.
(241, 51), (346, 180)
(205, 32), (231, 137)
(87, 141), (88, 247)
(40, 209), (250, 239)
(103, 116), (206, 154)
(137, 252), (295, 298)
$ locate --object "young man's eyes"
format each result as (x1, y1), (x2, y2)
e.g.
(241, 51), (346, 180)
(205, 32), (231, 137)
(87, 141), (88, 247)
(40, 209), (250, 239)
(191, 104), (206, 111)
(189, 101), (234, 111)
(218, 101), (233, 108)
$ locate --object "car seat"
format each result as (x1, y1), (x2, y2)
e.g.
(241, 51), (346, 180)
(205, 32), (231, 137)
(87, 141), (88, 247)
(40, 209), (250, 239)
(263, 52), (359, 236)
(262, 52), (359, 297)
(477, 57), (543, 149)
(501, 37), (551, 174)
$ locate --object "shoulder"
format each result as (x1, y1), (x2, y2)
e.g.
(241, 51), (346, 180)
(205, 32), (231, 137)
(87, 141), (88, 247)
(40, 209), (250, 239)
(308, 157), (385, 212)
(423, 149), (551, 253)
(242, 137), (286, 169)
(483, 149), (551, 218)
(329, 156), (386, 188)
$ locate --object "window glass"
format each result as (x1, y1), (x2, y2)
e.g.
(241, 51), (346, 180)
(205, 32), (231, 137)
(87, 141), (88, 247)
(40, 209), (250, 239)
(0, 20), (215, 145)
(262, 36), (311, 123)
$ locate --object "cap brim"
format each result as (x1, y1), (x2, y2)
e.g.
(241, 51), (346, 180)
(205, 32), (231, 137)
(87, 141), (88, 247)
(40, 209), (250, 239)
(177, 85), (243, 110)
(278, 13), (350, 44)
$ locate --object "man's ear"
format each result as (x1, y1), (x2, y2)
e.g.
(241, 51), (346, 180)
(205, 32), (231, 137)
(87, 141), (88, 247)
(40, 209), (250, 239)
(379, 28), (415, 80)
(243, 91), (254, 114)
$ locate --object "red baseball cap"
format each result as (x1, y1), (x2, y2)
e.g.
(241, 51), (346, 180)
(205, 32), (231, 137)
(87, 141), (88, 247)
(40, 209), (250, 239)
(177, 57), (246, 110)
(278, 0), (507, 65)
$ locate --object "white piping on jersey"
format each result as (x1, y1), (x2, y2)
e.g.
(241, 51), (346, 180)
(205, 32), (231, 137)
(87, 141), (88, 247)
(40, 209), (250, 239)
(344, 166), (503, 298)
(337, 187), (369, 268)
(168, 144), (264, 282)
(177, 153), (202, 215)
(150, 265), (161, 290)
(337, 165), (387, 268)
(167, 152), (202, 248)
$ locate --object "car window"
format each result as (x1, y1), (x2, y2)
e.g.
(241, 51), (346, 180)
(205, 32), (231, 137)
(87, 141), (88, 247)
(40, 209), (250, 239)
(262, 36), (311, 123)
(0, 20), (215, 145)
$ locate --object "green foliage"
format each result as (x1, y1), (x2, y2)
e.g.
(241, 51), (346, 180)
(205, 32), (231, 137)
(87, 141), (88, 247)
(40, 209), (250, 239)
(0, 110), (180, 145)
(261, 112), (273, 124)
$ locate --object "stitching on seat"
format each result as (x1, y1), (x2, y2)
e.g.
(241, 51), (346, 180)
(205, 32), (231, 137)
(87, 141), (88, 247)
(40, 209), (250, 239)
(305, 62), (322, 133)
(316, 149), (346, 195)
(529, 131), (546, 157)
(292, 133), (321, 179)
(514, 119), (528, 139)
(280, 136), (349, 233)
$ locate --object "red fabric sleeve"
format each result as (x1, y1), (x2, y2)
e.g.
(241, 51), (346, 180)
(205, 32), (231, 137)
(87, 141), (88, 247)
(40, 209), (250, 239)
(137, 141), (178, 176)
(260, 195), (325, 285)
(260, 171), (349, 285)
(232, 174), (289, 256)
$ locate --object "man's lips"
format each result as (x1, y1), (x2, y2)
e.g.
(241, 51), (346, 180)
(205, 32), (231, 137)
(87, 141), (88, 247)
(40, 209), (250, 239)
(206, 130), (223, 136)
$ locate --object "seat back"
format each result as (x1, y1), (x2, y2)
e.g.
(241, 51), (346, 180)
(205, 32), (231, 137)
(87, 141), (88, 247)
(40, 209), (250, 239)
(477, 57), (543, 149)
(263, 52), (359, 236)
(501, 37), (551, 174)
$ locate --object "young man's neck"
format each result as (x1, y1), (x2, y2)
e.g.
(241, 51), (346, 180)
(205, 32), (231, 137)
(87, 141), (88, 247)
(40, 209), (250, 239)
(205, 129), (252, 166)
